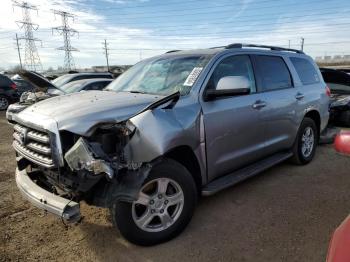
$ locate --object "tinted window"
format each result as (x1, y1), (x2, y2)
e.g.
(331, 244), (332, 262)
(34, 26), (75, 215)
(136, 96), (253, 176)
(255, 55), (292, 91)
(84, 82), (107, 91)
(290, 57), (320, 85)
(0, 75), (12, 86)
(208, 55), (256, 93)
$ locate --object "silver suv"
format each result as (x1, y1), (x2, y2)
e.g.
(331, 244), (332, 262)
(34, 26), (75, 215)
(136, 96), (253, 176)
(9, 43), (329, 246)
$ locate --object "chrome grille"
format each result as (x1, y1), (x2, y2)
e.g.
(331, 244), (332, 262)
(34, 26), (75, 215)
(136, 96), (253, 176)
(13, 123), (55, 168)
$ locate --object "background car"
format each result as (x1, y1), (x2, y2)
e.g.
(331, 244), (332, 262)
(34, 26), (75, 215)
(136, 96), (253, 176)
(11, 74), (35, 94)
(0, 74), (18, 110)
(52, 72), (114, 87)
(54, 78), (113, 94)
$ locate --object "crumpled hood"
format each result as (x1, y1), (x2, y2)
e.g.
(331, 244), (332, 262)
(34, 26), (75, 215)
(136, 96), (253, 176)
(21, 90), (161, 135)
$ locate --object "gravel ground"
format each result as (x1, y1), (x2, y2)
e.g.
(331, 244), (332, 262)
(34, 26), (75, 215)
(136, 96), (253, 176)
(1, 110), (350, 262)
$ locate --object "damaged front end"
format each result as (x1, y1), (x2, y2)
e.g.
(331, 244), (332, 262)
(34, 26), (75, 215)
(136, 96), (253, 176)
(62, 121), (152, 208)
(13, 91), (193, 223)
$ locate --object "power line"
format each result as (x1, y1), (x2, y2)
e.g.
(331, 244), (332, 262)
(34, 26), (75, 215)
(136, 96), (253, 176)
(13, 1), (42, 71)
(52, 10), (78, 70)
(77, 0), (342, 20)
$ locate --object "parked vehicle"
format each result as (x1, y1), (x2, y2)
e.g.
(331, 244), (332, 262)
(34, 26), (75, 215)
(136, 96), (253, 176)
(52, 72), (113, 87)
(5, 71), (65, 119)
(52, 78), (113, 94)
(320, 68), (350, 127)
(11, 74), (35, 94)
(0, 74), (18, 110)
(9, 43), (329, 245)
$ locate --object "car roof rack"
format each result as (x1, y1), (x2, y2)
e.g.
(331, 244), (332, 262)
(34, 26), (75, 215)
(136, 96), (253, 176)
(165, 50), (182, 53)
(225, 43), (304, 54)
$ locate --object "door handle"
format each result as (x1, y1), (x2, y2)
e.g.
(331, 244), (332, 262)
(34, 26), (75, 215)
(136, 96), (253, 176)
(295, 93), (304, 100)
(252, 100), (267, 109)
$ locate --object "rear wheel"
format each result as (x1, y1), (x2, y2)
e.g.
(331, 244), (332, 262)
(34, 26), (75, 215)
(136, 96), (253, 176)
(0, 95), (9, 110)
(291, 117), (318, 165)
(111, 159), (197, 246)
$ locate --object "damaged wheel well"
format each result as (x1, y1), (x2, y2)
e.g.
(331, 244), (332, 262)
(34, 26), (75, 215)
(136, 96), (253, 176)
(164, 146), (202, 195)
(305, 110), (321, 136)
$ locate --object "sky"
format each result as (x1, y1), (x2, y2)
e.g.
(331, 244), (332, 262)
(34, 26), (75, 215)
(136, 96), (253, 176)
(0, 0), (349, 70)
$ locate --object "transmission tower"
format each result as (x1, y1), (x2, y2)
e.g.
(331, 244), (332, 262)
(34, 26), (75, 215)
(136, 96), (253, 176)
(13, 1), (42, 71)
(52, 10), (78, 71)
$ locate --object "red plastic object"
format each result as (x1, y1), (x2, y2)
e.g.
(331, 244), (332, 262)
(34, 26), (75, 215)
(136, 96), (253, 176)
(334, 132), (350, 156)
(327, 216), (350, 262)
(326, 85), (331, 97)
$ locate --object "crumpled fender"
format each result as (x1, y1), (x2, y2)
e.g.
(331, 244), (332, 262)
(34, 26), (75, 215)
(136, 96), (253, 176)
(125, 104), (202, 163)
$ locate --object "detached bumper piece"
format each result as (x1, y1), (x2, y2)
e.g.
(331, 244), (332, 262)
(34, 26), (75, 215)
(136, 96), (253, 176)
(15, 168), (81, 223)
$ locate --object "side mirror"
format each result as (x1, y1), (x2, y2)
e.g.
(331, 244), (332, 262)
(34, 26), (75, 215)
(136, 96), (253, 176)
(205, 76), (251, 101)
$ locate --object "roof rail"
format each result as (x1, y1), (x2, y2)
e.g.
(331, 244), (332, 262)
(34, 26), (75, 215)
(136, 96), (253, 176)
(165, 50), (182, 54)
(225, 43), (304, 54)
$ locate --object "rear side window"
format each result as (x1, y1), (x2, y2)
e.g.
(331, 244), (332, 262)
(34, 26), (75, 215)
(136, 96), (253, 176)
(255, 55), (292, 91)
(290, 57), (320, 85)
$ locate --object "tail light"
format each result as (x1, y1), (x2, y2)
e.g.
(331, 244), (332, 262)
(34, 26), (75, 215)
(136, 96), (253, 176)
(326, 85), (331, 97)
(10, 83), (17, 90)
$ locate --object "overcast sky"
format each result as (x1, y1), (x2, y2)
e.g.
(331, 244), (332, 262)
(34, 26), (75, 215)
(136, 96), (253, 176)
(0, 0), (349, 70)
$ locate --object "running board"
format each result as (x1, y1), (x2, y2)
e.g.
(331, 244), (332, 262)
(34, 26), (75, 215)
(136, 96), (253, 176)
(202, 151), (293, 196)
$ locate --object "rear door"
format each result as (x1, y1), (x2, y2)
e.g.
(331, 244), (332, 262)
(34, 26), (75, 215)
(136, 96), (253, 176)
(201, 54), (267, 181)
(252, 55), (297, 154)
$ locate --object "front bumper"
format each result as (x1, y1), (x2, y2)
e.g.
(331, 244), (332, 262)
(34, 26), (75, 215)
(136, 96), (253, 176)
(15, 167), (81, 222)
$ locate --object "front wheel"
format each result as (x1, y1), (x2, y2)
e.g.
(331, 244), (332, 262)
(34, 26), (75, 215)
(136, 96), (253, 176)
(0, 95), (9, 110)
(291, 117), (318, 165)
(110, 159), (197, 246)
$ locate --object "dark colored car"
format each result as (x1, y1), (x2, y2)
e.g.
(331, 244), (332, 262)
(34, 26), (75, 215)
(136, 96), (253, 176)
(53, 78), (113, 94)
(12, 78), (35, 94)
(52, 72), (114, 87)
(320, 68), (350, 126)
(0, 74), (19, 110)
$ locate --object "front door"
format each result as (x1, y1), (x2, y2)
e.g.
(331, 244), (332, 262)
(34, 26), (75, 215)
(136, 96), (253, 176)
(201, 54), (267, 181)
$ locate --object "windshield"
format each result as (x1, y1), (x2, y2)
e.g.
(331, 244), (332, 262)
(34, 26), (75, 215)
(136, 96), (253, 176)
(105, 55), (212, 95)
(60, 81), (86, 93)
(52, 74), (72, 87)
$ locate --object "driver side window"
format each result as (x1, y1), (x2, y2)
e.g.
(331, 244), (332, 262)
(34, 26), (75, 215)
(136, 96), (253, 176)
(208, 55), (256, 93)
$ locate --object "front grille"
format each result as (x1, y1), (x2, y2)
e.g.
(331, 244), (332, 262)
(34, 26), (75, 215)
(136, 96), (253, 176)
(13, 123), (55, 168)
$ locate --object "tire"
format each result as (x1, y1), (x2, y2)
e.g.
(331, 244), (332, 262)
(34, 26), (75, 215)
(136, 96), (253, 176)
(0, 95), (9, 110)
(110, 158), (197, 246)
(291, 117), (318, 165)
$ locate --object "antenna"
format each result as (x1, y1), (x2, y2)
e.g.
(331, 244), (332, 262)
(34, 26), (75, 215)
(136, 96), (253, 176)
(52, 10), (78, 71)
(13, 1), (42, 71)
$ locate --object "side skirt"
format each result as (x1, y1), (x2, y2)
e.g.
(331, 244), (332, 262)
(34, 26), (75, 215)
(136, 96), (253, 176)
(201, 151), (293, 196)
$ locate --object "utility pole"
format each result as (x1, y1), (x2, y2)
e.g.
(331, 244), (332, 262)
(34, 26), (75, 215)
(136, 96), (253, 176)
(301, 37), (305, 51)
(52, 10), (78, 71)
(288, 40), (291, 49)
(102, 39), (110, 72)
(15, 33), (23, 69)
(13, 1), (42, 71)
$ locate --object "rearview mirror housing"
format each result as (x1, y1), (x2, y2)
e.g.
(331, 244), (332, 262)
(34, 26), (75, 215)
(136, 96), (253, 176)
(204, 76), (251, 101)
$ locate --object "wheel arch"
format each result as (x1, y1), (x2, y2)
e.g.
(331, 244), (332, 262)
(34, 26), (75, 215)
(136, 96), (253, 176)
(163, 145), (203, 195)
(304, 109), (321, 137)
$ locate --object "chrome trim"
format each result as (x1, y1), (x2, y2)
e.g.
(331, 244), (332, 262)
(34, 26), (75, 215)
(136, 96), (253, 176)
(27, 131), (50, 144)
(13, 141), (54, 168)
(15, 168), (80, 222)
(26, 142), (51, 155)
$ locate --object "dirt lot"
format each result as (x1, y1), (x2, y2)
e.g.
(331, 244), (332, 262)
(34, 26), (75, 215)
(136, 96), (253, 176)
(1, 111), (350, 262)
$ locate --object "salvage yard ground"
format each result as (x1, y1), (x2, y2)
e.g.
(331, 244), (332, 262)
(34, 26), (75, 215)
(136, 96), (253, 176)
(1, 110), (350, 262)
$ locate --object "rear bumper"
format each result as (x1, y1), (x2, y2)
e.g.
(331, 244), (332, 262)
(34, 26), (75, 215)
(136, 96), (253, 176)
(15, 167), (81, 222)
